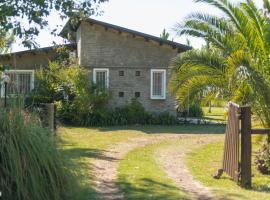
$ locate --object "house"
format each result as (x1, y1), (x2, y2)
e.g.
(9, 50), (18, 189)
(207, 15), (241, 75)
(0, 18), (191, 115)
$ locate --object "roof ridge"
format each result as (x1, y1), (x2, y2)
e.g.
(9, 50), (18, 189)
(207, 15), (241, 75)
(60, 18), (192, 52)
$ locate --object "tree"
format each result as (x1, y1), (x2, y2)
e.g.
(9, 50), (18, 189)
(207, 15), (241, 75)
(0, 31), (14, 54)
(160, 28), (170, 40)
(0, 0), (108, 48)
(170, 0), (270, 127)
(264, 0), (270, 14)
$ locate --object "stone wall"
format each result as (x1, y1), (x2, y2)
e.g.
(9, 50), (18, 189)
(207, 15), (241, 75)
(79, 22), (179, 115)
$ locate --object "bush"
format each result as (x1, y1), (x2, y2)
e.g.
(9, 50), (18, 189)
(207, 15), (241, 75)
(188, 104), (204, 118)
(27, 61), (110, 125)
(75, 99), (178, 126)
(255, 142), (270, 175)
(0, 101), (71, 200)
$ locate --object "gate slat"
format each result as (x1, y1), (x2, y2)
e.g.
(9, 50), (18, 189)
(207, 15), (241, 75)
(222, 102), (240, 181)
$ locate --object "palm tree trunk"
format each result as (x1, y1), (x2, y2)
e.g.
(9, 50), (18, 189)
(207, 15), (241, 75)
(208, 101), (212, 113)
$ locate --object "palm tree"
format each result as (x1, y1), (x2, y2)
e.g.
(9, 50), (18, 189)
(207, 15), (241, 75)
(160, 28), (170, 40)
(170, 0), (270, 127)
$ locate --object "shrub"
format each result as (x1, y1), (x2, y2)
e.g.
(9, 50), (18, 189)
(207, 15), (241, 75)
(75, 99), (178, 126)
(27, 61), (110, 125)
(0, 101), (71, 200)
(255, 141), (270, 175)
(188, 104), (204, 118)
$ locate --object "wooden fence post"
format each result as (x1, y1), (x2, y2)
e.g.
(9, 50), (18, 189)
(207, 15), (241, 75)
(46, 103), (55, 134)
(240, 106), (252, 188)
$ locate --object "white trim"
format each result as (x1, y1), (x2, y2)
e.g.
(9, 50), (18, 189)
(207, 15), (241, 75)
(1, 70), (35, 98)
(150, 69), (166, 100)
(93, 68), (109, 88)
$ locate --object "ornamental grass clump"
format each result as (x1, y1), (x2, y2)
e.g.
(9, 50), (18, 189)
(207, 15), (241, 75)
(0, 102), (70, 200)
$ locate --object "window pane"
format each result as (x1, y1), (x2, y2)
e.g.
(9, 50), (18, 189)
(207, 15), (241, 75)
(7, 73), (17, 95)
(5, 72), (32, 95)
(96, 71), (107, 90)
(152, 72), (163, 96)
(18, 73), (31, 94)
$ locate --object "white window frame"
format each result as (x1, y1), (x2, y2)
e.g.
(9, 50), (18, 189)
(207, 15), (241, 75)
(93, 68), (109, 89)
(1, 70), (35, 98)
(150, 69), (166, 100)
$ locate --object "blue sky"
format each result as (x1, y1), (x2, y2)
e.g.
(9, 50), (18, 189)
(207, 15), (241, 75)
(12, 0), (263, 52)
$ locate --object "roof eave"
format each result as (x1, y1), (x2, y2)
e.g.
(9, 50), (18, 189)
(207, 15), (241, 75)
(60, 18), (192, 51)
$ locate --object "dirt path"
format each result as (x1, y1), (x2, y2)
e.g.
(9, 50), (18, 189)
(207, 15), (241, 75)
(156, 135), (222, 200)
(91, 135), (186, 200)
(91, 134), (222, 200)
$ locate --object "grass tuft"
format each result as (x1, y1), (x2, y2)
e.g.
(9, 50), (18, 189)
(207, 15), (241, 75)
(0, 102), (71, 200)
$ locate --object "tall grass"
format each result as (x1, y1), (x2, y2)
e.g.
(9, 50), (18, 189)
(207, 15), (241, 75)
(0, 100), (70, 200)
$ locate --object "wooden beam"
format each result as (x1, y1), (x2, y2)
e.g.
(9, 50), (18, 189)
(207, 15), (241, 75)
(240, 106), (252, 188)
(251, 129), (270, 134)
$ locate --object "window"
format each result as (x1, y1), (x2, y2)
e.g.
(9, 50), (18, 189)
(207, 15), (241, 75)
(93, 68), (109, 90)
(135, 71), (141, 76)
(150, 69), (166, 99)
(135, 92), (140, 98)
(119, 92), (124, 97)
(1, 70), (35, 97)
(119, 71), (124, 76)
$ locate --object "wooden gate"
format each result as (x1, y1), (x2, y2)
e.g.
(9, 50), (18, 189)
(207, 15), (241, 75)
(222, 102), (240, 181)
(215, 102), (270, 188)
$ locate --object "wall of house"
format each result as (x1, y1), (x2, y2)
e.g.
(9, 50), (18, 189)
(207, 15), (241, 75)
(0, 51), (56, 70)
(79, 22), (179, 115)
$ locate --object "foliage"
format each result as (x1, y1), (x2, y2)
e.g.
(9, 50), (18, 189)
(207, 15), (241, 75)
(188, 104), (204, 118)
(170, 0), (270, 128)
(72, 99), (178, 126)
(255, 142), (270, 175)
(0, 31), (14, 54)
(0, 0), (108, 48)
(0, 100), (71, 200)
(28, 60), (110, 125)
(160, 28), (170, 40)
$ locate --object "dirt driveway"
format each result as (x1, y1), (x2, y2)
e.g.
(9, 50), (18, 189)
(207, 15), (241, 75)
(91, 134), (223, 200)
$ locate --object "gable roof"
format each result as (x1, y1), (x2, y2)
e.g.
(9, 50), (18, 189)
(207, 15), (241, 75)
(60, 18), (192, 52)
(0, 43), (76, 58)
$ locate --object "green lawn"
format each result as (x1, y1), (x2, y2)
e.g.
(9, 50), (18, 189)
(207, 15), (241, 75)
(186, 138), (270, 200)
(117, 141), (190, 200)
(58, 125), (225, 199)
(58, 127), (145, 199)
(202, 106), (226, 122)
